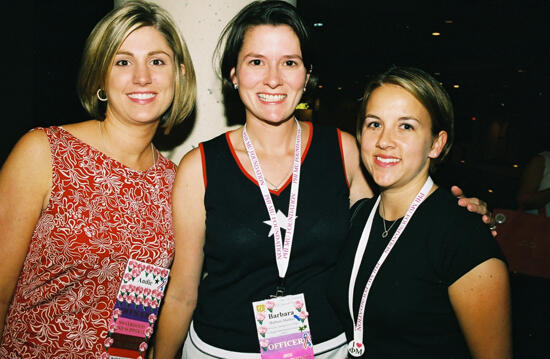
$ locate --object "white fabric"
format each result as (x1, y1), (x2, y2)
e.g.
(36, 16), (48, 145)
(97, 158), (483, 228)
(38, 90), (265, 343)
(184, 322), (348, 359)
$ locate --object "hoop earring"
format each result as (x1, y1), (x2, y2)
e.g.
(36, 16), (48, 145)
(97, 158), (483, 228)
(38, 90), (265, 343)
(233, 83), (238, 90)
(97, 88), (108, 102)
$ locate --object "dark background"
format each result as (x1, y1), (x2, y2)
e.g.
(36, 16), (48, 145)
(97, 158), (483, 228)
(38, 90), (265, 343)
(5, 0), (549, 209)
(297, 0), (549, 210)
(3, 1), (549, 356)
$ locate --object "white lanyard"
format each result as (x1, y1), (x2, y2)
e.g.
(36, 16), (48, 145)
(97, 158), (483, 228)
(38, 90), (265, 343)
(347, 177), (434, 357)
(242, 119), (301, 283)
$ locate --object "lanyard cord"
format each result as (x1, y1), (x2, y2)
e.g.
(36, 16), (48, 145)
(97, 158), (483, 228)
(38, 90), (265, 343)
(347, 177), (434, 356)
(242, 119), (302, 283)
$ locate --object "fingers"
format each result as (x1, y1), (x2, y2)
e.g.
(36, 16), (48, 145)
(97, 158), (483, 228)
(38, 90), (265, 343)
(483, 213), (498, 237)
(451, 185), (464, 198)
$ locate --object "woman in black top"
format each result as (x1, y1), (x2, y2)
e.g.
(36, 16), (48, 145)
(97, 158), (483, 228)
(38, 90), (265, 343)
(153, 2), (496, 358)
(328, 66), (512, 359)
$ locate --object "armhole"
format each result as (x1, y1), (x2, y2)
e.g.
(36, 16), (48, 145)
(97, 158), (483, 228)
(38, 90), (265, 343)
(337, 128), (350, 189)
(199, 142), (207, 189)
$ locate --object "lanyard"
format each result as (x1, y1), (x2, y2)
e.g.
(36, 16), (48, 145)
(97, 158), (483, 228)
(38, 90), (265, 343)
(242, 119), (301, 287)
(347, 177), (434, 357)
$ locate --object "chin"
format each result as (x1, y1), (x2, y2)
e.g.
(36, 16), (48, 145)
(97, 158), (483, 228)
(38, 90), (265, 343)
(371, 173), (399, 189)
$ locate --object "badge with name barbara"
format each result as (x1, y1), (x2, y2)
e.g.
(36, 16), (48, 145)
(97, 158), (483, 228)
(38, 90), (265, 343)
(252, 293), (314, 359)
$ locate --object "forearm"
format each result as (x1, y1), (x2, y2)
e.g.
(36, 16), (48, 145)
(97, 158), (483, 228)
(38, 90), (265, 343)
(153, 297), (196, 359)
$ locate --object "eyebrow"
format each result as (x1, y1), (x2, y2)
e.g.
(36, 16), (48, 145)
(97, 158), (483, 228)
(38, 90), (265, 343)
(116, 50), (172, 57)
(242, 53), (303, 60)
(365, 114), (421, 122)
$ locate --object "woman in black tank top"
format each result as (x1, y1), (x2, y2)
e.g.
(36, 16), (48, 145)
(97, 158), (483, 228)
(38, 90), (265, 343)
(153, 3), (494, 359)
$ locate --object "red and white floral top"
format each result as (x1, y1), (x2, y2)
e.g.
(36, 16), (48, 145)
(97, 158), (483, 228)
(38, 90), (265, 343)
(0, 126), (175, 359)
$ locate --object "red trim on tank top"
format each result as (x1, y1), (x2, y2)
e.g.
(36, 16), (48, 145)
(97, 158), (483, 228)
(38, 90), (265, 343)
(199, 142), (207, 189)
(337, 128), (350, 189)
(226, 121), (313, 196)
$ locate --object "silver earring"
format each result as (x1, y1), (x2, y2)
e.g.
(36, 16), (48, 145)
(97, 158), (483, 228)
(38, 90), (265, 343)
(233, 83), (238, 90)
(303, 86), (307, 92)
(97, 88), (108, 102)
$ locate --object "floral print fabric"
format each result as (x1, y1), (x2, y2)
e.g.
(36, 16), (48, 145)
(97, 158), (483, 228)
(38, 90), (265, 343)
(0, 126), (175, 358)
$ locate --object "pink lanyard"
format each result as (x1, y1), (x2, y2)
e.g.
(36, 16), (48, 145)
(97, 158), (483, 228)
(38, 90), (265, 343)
(347, 177), (433, 357)
(242, 119), (301, 285)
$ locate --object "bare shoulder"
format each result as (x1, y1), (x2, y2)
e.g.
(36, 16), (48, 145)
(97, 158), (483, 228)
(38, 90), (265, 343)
(339, 130), (360, 156)
(176, 147), (202, 173)
(173, 146), (205, 191)
(2, 128), (51, 173)
(0, 128), (52, 211)
(338, 129), (374, 203)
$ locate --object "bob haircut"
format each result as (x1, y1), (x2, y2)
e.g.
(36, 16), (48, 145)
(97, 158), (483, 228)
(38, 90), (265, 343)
(77, 0), (196, 133)
(356, 66), (455, 170)
(214, 0), (313, 92)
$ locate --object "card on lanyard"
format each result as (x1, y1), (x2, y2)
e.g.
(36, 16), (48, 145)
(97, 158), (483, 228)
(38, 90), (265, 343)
(252, 294), (314, 359)
(243, 120), (314, 358)
(101, 259), (170, 359)
(347, 177), (434, 357)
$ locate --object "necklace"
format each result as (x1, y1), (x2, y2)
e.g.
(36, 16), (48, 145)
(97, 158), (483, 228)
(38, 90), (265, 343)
(98, 121), (156, 168)
(264, 168), (293, 190)
(244, 121), (300, 191)
(380, 198), (399, 238)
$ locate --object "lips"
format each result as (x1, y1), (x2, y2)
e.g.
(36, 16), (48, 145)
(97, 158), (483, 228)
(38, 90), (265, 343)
(257, 93), (286, 103)
(374, 155), (400, 167)
(128, 92), (157, 103)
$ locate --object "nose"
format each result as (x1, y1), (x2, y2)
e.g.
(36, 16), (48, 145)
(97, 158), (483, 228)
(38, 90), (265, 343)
(376, 126), (394, 149)
(264, 64), (282, 88)
(133, 62), (152, 86)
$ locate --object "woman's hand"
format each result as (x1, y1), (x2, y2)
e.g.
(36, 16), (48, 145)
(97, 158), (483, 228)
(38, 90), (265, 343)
(451, 186), (497, 237)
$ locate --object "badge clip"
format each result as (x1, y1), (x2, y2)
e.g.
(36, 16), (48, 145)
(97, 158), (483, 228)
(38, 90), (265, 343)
(270, 278), (286, 298)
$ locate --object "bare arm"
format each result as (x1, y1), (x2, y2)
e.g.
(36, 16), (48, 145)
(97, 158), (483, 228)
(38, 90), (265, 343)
(339, 130), (373, 206)
(154, 148), (206, 359)
(517, 154), (550, 210)
(449, 258), (512, 359)
(0, 130), (52, 336)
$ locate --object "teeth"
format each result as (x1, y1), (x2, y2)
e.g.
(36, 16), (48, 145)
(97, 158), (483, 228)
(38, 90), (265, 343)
(258, 94), (286, 102)
(128, 93), (155, 100)
(377, 156), (400, 163)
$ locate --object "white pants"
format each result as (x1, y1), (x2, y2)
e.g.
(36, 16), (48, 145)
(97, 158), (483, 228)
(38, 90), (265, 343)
(182, 333), (348, 359)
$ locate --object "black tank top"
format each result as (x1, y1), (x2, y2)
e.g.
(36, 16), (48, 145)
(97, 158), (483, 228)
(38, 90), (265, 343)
(194, 122), (350, 352)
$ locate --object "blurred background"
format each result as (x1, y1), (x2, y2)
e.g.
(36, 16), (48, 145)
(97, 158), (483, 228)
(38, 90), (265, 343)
(4, 0), (548, 208)
(3, 1), (549, 356)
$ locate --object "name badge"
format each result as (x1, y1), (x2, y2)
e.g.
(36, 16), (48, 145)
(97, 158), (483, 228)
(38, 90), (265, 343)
(252, 293), (314, 359)
(101, 259), (170, 359)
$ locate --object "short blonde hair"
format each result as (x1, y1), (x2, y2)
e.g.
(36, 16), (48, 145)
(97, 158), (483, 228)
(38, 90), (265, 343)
(77, 0), (196, 133)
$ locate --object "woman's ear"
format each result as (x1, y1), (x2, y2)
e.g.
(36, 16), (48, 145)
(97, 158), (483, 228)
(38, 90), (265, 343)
(180, 63), (186, 76)
(230, 67), (237, 87)
(428, 131), (448, 159)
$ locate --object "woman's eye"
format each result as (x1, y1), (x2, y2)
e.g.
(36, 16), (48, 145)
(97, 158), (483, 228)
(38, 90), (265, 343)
(401, 123), (414, 130)
(152, 59), (165, 65)
(285, 60), (297, 66)
(115, 59), (129, 66)
(250, 59), (262, 66)
(366, 121), (381, 128)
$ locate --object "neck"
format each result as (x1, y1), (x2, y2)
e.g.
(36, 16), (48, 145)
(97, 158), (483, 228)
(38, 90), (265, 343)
(99, 119), (158, 169)
(379, 174), (435, 220)
(243, 117), (298, 155)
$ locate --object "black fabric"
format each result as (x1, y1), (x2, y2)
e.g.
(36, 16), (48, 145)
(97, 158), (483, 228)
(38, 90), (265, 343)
(328, 188), (506, 359)
(195, 123), (350, 352)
